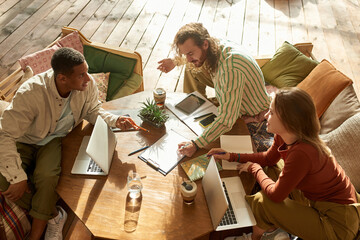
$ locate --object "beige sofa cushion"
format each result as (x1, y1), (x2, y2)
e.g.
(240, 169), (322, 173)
(320, 85), (360, 134)
(320, 113), (360, 191)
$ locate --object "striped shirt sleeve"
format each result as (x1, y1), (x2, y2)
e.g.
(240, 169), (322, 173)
(194, 41), (270, 148)
(194, 68), (244, 148)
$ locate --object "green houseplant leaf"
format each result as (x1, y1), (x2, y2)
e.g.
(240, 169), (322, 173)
(138, 98), (169, 127)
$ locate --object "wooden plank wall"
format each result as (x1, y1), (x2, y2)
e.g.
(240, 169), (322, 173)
(0, 0), (359, 98)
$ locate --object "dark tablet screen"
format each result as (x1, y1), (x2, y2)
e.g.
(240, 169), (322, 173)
(175, 94), (206, 115)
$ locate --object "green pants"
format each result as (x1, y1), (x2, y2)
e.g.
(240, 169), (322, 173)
(0, 137), (62, 221)
(183, 65), (214, 97)
(246, 162), (360, 240)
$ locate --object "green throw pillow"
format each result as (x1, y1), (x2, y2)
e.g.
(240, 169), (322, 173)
(107, 72), (143, 101)
(261, 41), (318, 88)
(83, 45), (107, 73)
(83, 45), (138, 100)
(103, 52), (136, 79)
(106, 72), (127, 100)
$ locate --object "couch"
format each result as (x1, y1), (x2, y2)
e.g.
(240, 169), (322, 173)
(257, 41), (360, 193)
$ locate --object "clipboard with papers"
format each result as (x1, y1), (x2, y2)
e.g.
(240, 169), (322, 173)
(166, 91), (218, 136)
(138, 129), (189, 175)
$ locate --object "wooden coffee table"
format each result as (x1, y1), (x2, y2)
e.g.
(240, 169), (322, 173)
(57, 91), (253, 240)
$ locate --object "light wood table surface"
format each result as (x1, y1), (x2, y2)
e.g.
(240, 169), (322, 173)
(57, 91), (253, 240)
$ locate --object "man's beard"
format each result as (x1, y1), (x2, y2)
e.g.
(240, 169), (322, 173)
(193, 49), (207, 67)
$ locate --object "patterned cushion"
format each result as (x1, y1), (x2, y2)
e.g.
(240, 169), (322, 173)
(18, 44), (60, 75)
(246, 120), (274, 152)
(90, 72), (110, 103)
(0, 193), (30, 239)
(57, 31), (83, 54)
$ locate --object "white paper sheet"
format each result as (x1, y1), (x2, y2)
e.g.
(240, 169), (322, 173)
(138, 129), (188, 175)
(220, 135), (253, 170)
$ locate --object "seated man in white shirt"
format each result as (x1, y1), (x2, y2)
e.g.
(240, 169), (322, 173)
(0, 47), (135, 240)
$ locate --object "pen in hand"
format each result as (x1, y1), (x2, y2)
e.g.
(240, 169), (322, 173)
(179, 143), (191, 150)
(127, 118), (150, 133)
(206, 152), (226, 157)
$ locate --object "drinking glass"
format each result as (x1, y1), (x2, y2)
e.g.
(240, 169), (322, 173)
(127, 171), (143, 198)
(180, 180), (197, 205)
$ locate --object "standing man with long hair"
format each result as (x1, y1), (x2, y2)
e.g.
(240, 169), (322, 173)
(158, 22), (270, 157)
(208, 88), (360, 240)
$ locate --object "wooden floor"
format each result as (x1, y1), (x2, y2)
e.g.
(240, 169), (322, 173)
(0, 0), (359, 239)
(0, 0), (359, 96)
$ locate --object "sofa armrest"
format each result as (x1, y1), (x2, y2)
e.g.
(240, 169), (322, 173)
(293, 42), (316, 60)
(0, 69), (24, 101)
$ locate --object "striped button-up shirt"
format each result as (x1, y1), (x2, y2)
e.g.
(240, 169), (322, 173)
(195, 40), (270, 148)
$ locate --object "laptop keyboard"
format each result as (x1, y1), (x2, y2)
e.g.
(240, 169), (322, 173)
(219, 182), (238, 226)
(87, 159), (104, 173)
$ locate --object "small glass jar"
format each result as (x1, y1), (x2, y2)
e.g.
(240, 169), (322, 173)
(153, 88), (166, 109)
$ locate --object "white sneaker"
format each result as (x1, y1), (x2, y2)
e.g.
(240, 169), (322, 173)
(261, 228), (290, 240)
(224, 233), (252, 240)
(45, 206), (67, 240)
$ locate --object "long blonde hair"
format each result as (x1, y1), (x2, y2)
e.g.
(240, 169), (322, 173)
(274, 87), (331, 157)
(172, 22), (220, 74)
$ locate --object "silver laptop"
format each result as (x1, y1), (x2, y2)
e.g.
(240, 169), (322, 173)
(71, 115), (117, 175)
(202, 156), (256, 231)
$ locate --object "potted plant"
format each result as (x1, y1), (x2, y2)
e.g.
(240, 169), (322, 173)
(138, 98), (169, 128)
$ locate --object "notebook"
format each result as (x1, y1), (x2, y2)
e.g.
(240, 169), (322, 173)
(138, 129), (188, 175)
(202, 156), (256, 231)
(180, 154), (222, 181)
(220, 135), (254, 170)
(71, 115), (117, 175)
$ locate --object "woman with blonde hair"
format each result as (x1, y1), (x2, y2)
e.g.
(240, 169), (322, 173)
(208, 87), (360, 240)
